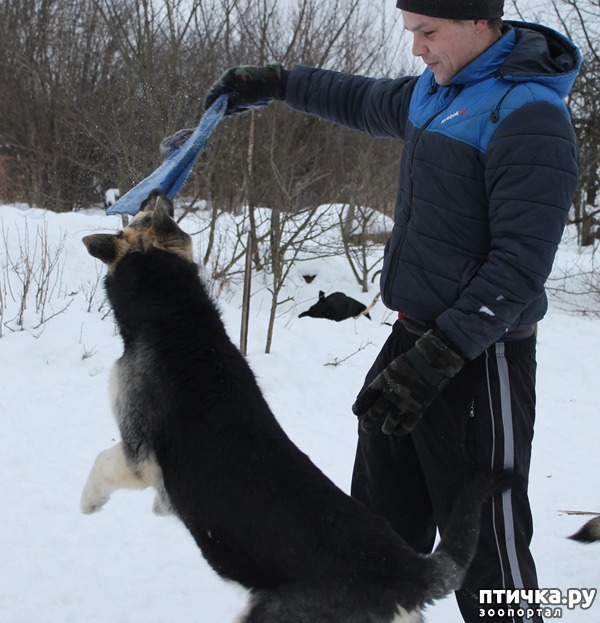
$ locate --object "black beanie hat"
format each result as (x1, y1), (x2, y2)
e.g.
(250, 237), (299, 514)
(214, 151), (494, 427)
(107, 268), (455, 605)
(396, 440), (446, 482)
(396, 0), (504, 20)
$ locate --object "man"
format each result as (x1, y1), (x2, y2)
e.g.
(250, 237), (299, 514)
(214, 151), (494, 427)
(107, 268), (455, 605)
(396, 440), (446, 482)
(202, 1), (581, 620)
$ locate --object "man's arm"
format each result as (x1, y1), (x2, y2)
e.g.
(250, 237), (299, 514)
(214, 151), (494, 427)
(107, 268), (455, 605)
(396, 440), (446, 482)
(284, 65), (417, 140)
(435, 101), (579, 360)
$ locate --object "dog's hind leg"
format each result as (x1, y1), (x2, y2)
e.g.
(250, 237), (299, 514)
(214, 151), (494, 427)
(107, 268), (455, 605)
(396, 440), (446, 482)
(80, 442), (161, 514)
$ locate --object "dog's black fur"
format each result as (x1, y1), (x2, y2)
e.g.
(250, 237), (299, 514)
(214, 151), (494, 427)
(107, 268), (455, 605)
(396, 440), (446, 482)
(299, 290), (370, 321)
(569, 516), (600, 543)
(81, 197), (509, 623)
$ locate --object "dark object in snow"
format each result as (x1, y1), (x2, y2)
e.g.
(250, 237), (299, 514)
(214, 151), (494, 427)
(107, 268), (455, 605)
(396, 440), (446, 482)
(299, 291), (370, 321)
(569, 516), (600, 543)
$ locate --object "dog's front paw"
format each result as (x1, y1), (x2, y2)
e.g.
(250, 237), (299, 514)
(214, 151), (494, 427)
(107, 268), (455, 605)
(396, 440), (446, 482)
(80, 487), (109, 514)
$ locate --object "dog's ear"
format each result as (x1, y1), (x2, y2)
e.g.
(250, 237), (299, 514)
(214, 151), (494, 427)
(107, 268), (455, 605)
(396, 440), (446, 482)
(152, 202), (185, 241)
(140, 189), (175, 217)
(82, 234), (119, 264)
(151, 201), (193, 260)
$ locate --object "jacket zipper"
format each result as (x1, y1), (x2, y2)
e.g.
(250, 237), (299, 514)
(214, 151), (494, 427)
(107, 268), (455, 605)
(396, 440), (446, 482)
(384, 83), (465, 306)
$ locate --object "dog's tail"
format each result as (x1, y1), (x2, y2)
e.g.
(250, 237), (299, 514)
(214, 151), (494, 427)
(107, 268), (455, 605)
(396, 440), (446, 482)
(421, 471), (514, 602)
(569, 516), (600, 543)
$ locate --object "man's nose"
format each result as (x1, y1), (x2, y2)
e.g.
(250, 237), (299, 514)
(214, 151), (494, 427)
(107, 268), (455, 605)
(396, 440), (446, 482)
(411, 36), (427, 57)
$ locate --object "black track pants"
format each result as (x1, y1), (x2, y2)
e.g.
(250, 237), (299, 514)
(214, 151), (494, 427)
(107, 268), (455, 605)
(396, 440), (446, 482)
(351, 322), (541, 623)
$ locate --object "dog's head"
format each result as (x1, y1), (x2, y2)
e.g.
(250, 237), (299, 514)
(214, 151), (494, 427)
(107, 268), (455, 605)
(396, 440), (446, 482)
(83, 191), (193, 271)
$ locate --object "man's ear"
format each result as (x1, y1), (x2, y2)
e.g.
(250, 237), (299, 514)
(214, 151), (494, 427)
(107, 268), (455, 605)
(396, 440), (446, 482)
(82, 234), (119, 264)
(473, 19), (489, 33)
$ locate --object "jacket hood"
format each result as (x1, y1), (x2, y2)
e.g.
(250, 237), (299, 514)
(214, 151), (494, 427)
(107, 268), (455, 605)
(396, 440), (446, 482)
(450, 21), (581, 99)
(499, 21), (581, 98)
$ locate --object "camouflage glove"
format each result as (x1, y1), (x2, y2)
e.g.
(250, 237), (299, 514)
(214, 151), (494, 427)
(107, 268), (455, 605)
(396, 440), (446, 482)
(352, 330), (465, 436)
(204, 63), (285, 116)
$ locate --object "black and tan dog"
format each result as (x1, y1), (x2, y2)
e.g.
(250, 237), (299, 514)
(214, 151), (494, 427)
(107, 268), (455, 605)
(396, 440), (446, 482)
(80, 191), (508, 623)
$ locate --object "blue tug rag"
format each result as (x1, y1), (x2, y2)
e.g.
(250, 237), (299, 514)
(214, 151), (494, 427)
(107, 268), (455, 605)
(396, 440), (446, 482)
(107, 94), (230, 217)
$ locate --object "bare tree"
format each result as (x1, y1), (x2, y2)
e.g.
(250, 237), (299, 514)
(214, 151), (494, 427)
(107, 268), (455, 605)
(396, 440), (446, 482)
(0, 0), (413, 347)
(555, 0), (600, 246)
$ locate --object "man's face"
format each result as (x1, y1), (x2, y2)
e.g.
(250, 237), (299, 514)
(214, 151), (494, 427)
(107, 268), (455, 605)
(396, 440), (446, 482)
(402, 11), (491, 85)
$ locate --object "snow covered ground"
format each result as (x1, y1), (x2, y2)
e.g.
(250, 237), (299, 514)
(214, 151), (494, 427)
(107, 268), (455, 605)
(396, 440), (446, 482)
(0, 203), (598, 622)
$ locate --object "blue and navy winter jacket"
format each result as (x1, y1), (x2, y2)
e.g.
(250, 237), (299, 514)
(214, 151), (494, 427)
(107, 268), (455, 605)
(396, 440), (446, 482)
(284, 22), (581, 360)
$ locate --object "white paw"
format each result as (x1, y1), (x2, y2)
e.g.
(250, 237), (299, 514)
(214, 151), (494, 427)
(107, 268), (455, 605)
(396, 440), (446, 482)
(80, 487), (109, 514)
